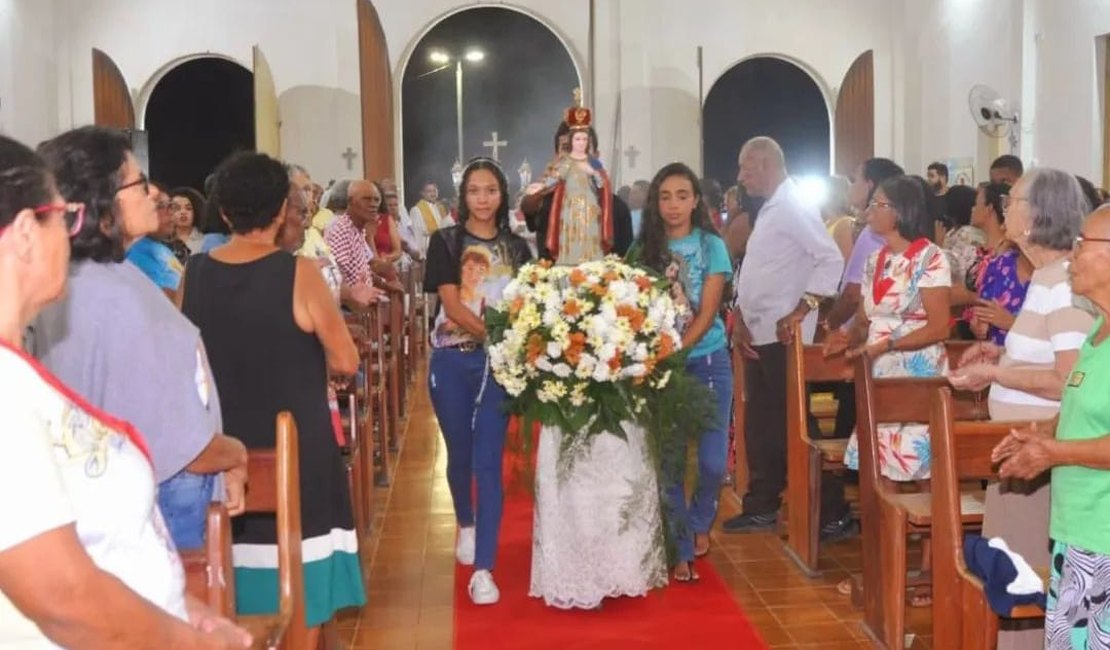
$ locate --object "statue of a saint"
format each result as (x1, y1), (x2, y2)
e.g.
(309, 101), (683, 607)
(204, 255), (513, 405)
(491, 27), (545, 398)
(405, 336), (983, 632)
(539, 90), (614, 265)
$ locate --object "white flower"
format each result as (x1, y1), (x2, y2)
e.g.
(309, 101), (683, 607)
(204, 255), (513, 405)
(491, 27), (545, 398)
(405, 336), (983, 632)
(546, 341), (563, 359)
(592, 363), (612, 383)
(621, 363), (647, 379)
(536, 357), (553, 372)
(552, 363), (572, 378)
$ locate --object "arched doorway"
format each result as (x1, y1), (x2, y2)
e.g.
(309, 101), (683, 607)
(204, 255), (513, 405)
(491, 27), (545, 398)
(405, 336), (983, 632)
(399, 7), (579, 208)
(703, 57), (831, 192)
(145, 58), (254, 191)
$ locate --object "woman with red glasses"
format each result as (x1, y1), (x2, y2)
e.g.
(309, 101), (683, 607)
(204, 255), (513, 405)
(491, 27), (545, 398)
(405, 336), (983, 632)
(31, 126), (248, 555)
(0, 134), (249, 647)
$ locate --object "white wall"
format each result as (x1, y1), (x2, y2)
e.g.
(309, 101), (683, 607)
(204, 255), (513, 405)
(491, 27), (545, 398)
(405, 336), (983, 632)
(21, 0), (1110, 191)
(0, 0), (60, 146)
(54, 0), (364, 184)
(895, 0), (1025, 182)
(1029, 0), (1110, 182)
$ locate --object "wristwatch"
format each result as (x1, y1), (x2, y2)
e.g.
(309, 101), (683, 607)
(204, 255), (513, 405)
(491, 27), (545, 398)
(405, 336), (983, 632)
(801, 293), (821, 312)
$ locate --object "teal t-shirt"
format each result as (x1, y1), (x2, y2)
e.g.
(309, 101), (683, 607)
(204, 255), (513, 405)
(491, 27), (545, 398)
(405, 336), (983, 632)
(1051, 316), (1110, 554)
(667, 228), (732, 358)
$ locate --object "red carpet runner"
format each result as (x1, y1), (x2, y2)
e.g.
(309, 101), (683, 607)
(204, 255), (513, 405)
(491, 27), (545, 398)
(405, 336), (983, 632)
(453, 427), (768, 649)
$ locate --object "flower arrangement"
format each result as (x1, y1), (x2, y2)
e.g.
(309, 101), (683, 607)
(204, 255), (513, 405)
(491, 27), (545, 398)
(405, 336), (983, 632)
(486, 257), (712, 466)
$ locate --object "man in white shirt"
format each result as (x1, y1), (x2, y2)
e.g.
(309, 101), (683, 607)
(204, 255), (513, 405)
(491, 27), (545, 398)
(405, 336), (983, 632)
(406, 181), (450, 253)
(723, 137), (848, 535)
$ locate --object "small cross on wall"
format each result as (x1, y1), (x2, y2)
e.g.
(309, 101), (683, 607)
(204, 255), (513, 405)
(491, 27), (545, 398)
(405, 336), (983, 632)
(483, 131), (508, 161)
(623, 145), (640, 169)
(341, 147), (358, 171)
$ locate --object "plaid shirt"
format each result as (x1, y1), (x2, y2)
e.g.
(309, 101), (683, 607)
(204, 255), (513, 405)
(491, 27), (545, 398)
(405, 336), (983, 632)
(324, 213), (375, 286)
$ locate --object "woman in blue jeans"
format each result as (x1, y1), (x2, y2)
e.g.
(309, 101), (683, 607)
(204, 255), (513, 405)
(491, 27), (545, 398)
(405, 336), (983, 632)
(632, 162), (734, 583)
(423, 158), (532, 605)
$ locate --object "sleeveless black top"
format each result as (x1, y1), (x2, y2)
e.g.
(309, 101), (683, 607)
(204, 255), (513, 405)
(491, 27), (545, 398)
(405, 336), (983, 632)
(181, 251), (352, 540)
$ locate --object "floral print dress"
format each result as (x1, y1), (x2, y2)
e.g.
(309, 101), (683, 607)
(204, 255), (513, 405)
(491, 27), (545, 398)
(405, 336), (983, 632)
(844, 240), (951, 481)
(974, 248), (1029, 346)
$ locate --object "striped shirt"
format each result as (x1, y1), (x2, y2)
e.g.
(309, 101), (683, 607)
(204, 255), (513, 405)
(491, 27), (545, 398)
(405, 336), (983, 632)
(324, 213), (374, 287)
(988, 257), (1094, 420)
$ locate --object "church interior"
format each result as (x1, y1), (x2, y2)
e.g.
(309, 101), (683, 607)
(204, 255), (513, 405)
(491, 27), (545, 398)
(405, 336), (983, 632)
(3, 0), (1110, 648)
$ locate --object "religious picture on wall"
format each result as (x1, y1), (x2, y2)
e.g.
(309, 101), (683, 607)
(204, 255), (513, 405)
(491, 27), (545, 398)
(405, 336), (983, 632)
(948, 157), (975, 186)
(538, 89), (614, 266)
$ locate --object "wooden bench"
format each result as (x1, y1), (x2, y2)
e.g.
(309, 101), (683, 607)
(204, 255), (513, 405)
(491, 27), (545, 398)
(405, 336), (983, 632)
(783, 339), (976, 577)
(784, 333), (853, 575)
(930, 387), (1047, 650)
(183, 412), (306, 649)
(854, 354), (989, 650)
(182, 503), (235, 618)
(237, 411), (307, 650)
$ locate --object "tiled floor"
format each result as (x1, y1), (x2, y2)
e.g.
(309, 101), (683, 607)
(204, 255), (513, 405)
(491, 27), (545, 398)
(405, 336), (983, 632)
(345, 370), (934, 649)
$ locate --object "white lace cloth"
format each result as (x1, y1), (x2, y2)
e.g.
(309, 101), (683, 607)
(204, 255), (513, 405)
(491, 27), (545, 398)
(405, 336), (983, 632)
(529, 422), (668, 609)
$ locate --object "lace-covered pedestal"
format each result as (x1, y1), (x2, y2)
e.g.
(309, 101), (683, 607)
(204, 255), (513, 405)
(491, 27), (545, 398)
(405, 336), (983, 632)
(529, 422), (668, 609)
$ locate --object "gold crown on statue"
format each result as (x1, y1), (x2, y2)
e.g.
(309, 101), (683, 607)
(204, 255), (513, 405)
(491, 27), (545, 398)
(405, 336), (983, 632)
(564, 88), (592, 131)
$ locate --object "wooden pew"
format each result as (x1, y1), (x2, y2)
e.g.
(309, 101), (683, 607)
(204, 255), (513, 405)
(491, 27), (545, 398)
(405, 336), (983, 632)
(854, 353), (988, 650)
(237, 411), (307, 650)
(731, 346), (749, 495)
(182, 503), (235, 618)
(365, 302), (393, 485)
(783, 334), (853, 575)
(386, 293), (404, 448)
(930, 387), (1046, 650)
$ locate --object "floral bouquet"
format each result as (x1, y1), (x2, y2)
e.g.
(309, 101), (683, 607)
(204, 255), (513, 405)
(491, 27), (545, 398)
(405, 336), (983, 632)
(486, 257), (713, 472)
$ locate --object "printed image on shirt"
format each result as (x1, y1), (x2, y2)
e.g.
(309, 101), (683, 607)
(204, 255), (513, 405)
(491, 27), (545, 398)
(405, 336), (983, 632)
(432, 239), (516, 348)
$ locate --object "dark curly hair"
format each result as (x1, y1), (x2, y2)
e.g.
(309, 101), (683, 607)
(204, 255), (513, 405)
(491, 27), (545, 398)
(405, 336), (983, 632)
(944, 184), (977, 228)
(212, 152), (289, 234)
(0, 136), (53, 230)
(637, 162), (719, 274)
(37, 126), (133, 263)
(454, 157), (510, 251)
(170, 186), (206, 231)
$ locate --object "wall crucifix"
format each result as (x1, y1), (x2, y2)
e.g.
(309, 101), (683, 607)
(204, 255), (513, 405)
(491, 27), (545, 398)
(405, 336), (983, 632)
(483, 131), (508, 161)
(341, 147), (359, 171)
(623, 145), (641, 169)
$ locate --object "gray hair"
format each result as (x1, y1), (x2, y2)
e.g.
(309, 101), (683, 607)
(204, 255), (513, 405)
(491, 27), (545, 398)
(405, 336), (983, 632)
(286, 163), (310, 180)
(1025, 168), (1086, 251)
(323, 179), (351, 212)
(739, 136), (786, 171)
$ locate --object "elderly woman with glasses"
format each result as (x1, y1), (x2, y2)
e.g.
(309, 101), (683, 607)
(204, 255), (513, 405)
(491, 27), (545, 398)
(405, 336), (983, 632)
(987, 204), (1110, 649)
(950, 168), (1093, 650)
(30, 126), (248, 553)
(0, 134), (250, 648)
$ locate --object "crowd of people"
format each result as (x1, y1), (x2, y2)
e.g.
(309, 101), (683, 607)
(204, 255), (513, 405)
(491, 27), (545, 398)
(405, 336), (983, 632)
(5, 105), (1110, 648)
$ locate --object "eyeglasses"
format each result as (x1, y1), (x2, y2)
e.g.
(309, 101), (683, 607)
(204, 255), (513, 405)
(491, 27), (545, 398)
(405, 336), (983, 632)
(1000, 194), (1028, 212)
(155, 199), (172, 211)
(1076, 233), (1110, 246)
(116, 173), (149, 196)
(32, 202), (86, 237)
(867, 199), (894, 211)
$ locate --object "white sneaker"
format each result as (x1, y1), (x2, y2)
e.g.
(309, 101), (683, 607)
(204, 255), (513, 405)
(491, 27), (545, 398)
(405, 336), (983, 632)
(468, 569), (500, 605)
(456, 527), (476, 566)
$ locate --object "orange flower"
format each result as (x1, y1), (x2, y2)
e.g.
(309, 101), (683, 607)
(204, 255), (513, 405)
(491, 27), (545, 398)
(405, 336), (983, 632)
(603, 270), (620, 282)
(589, 283), (607, 297)
(643, 356), (657, 376)
(565, 332), (587, 366)
(563, 299), (582, 318)
(634, 276), (653, 291)
(526, 333), (546, 364)
(569, 269), (587, 286)
(509, 296), (525, 316)
(657, 334), (676, 360)
(616, 304), (646, 330)
(608, 351), (623, 372)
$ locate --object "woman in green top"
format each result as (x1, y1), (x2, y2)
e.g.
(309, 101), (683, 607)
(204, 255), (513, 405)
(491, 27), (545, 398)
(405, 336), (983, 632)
(993, 205), (1110, 649)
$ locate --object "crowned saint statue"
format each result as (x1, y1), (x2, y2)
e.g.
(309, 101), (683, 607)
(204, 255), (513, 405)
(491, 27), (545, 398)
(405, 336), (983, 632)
(541, 89), (615, 266)
(527, 90), (667, 611)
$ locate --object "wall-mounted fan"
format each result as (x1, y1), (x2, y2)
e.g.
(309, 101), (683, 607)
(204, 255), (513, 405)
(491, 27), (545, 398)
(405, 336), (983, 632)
(968, 84), (1020, 151)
